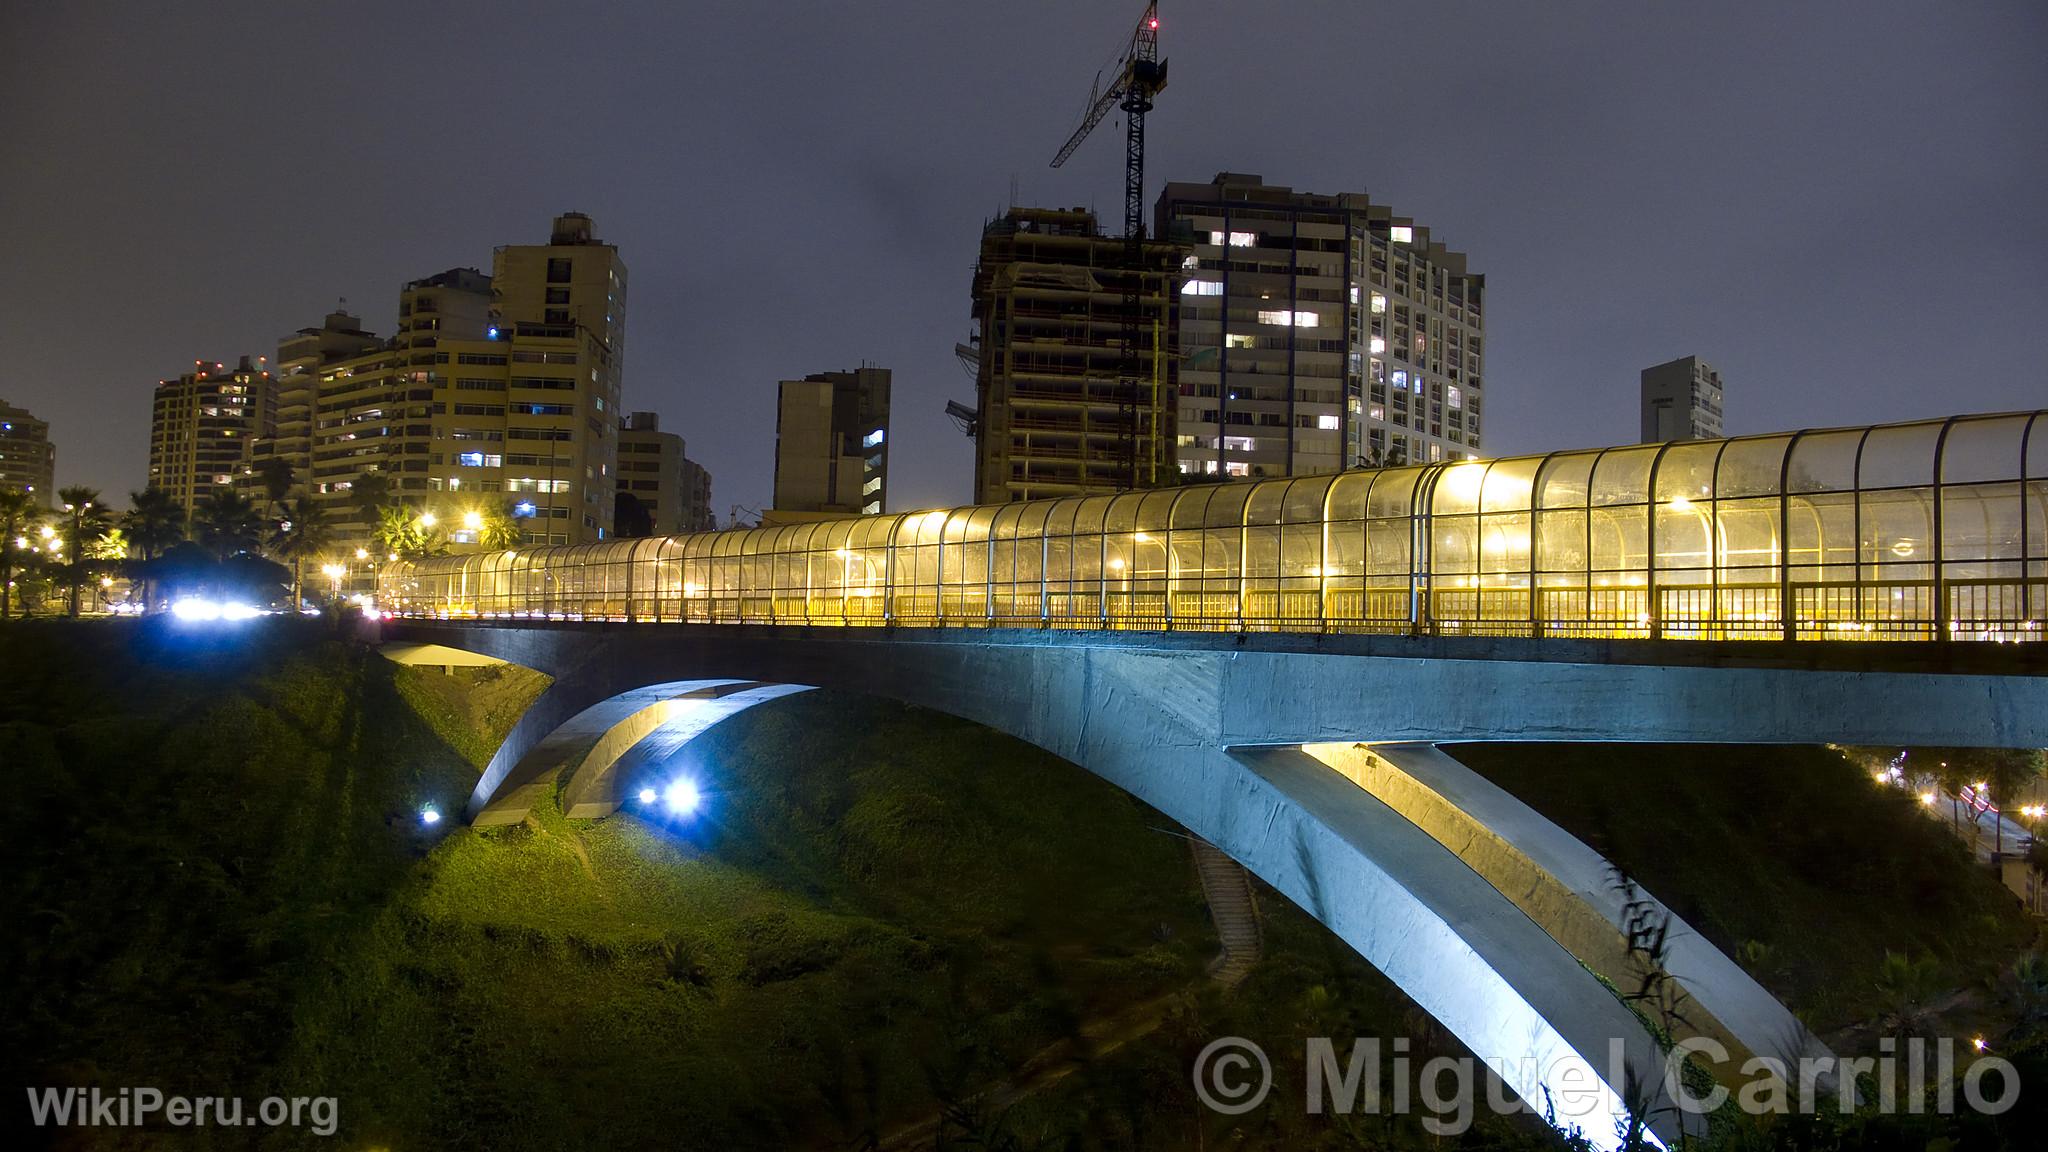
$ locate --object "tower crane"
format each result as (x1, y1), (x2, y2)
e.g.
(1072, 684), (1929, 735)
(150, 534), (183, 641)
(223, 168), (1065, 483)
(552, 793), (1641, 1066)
(1050, 2), (1168, 490)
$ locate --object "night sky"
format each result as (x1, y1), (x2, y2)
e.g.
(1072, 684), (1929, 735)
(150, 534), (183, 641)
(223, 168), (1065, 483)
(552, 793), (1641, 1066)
(4, 1), (2043, 518)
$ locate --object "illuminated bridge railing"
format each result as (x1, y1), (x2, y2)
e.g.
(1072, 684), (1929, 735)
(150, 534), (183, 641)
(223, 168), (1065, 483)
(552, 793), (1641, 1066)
(381, 411), (2048, 642)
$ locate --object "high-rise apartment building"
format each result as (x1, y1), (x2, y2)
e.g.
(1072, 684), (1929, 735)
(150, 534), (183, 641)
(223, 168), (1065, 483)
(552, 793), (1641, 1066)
(0, 400), (56, 506)
(149, 356), (275, 518)
(238, 308), (379, 505)
(288, 214), (628, 549)
(968, 207), (1183, 503)
(772, 367), (889, 516)
(619, 411), (715, 535)
(1157, 173), (1484, 477)
(1640, 356), (1724, 443)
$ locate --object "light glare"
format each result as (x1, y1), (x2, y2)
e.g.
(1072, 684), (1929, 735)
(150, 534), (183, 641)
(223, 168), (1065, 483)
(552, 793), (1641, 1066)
(663, 778), (701, 815)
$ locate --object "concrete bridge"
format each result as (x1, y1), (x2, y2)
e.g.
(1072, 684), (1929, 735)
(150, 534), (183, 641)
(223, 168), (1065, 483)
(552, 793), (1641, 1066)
(375, 412), (2047, 1145)
(383, 616), (2048, 1149)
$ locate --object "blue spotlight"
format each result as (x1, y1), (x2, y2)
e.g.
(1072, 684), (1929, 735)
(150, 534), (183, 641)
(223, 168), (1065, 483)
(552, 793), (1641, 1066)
(637, 787), (658, 805)
(663, 778), (701, 816)
(420, 804), (442, 826)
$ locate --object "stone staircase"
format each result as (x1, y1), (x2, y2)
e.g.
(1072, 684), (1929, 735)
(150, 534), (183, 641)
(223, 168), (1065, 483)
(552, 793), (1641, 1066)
(1190, 837), (1263, 987)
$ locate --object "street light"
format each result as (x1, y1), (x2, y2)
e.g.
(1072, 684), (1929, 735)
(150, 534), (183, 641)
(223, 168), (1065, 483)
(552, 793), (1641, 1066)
(418, 512), (437, 529)
(321, 562), (346, 598)
(354, 547), (369, 561)
(462, 510), (484, 531)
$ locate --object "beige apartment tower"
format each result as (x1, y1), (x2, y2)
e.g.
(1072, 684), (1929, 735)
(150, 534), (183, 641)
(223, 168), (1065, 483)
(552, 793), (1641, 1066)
(0, 400), (56, 505)
(281, 213), (628, 549)
(149, 356), (275, 518)
(969, 207), (1183, 503)
(619, 411), (715, 535)
(1641, 355), (1724, 442)
(1157, 173), (1485, 477)
(772, 367), (889, 517)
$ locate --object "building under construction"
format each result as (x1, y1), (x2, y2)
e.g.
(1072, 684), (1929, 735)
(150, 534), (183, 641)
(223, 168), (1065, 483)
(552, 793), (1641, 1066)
(969, 206), (1185, 504)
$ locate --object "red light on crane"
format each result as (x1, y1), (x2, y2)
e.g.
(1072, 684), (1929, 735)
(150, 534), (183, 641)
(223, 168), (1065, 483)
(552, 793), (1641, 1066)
(1148, 17), (1158, 28)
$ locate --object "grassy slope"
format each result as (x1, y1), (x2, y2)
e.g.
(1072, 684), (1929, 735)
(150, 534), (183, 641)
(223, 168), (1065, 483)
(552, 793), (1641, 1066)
(8, 622), (2041, 1150)
(0, 620), (481, 1107)
(1445, 743), (2041, 1035)
(0, 623), (1213, 1149)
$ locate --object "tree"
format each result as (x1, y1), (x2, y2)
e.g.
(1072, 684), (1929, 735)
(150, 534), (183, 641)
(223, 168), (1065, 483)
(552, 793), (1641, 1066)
(348, 471), (392, 530)
(1919, 746), (2046, 854)
(192, 489), (265, 563)
(268, 495), (333, 608)
(122, 487), (187, 612)
(373, 504), (443, 560)
(613, 491), (654, 539)
(478, 501), (524, 551)
(0, 487), (46, 620)
(56, 486), (112, 618)
(254, 458), (296, 514)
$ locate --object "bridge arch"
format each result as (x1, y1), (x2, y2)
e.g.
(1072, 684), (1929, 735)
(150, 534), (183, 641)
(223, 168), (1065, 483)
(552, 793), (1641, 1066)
(385, 626), (1915, 1146)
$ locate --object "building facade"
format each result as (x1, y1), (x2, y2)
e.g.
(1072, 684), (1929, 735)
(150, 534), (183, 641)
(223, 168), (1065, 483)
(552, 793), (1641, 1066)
(238, 308), (379, 506)
(1640, 355), (1724, 443)
(772, 367), (889, 516)
(0, 399), (56, 505)
(1157, 173), (1484, 478)
(969, 207), (1182, 503)
(619, 411), (714, 535)
(275, 214), (628, 550)
(149, 356), (275, 518)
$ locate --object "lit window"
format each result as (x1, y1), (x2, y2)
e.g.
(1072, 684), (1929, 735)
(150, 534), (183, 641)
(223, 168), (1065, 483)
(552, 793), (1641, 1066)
(1317, 414), (1341, 430)
(862, 477), (881, 495)
(1348, 285), (1361, 304)
(1182, 254), (1200, 270)
(862, 428), (885, 448)
(1180, 278), (1223, 296)
(1223, 436), (1256, 453)
(1225, 334), (1256, 349)
(1369, 337), (1386, 354)
(1224, 462), (1250, 477)
(1208, 231), (1225, 246)
(1228, 231), (1257, 247)
(1369, 406), (1385, 420)
(1390, 226), (1413, 244)
(1447, 386), (1463, 410)
(1370, 293), (1387, 315)
(1256, 309), (1318, 327)
(1392, 371), (1408, 390)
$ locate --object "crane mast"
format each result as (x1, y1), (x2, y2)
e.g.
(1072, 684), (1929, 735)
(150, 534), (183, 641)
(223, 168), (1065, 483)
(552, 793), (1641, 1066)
(1050, 2), (1168, 491)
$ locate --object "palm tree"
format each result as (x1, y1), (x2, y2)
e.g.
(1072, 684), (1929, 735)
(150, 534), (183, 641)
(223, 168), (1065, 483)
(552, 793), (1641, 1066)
(478, 501), (525, 550)
(192, 488), (265, 563)
(348, 470), (392, 533)
(254, 457), (296, 515)
(56, 486), (112, 618)
(373, 504), (443, 560)
(122, 487), (187, 611)
(268, 495), (334, 608)
(1, 487), (45, 620)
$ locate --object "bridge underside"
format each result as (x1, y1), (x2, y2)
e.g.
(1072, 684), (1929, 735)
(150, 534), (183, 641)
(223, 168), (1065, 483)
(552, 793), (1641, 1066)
(385, 621), (2047, 1147)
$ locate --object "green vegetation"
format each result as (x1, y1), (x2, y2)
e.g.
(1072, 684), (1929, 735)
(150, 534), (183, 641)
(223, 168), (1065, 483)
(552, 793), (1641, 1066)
(0, 621), (1226, 1148)
(1447, 743), (2043, 1037)
(7, 621), (2046, 1150)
